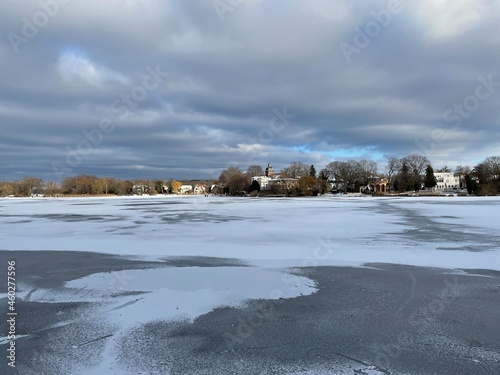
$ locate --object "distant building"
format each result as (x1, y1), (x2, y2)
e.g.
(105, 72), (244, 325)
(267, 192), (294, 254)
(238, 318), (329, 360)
(368, 177), (388, 193)
(267, 177), (299, 191)
(328, 179), (345, 192)
(359, 178), (388, 194)
(251, 176), (272, 190)
(193, 184), (207, 194)
(265, 163), (275, 177)
(133, 184), (149, 195)
(180, 185), (193, 194)
(250, 163), (299, 191)
(434, 172), (460, 190)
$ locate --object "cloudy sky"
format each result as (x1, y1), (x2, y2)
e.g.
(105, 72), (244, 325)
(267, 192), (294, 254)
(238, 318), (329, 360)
(1, 0), (499, 181)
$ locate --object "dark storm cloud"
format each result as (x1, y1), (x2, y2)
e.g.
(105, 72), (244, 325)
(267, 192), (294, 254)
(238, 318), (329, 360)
(1, 0), (499, 181)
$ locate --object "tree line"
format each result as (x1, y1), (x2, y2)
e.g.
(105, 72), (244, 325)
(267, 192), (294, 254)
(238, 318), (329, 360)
(218, 154), (500, 196)
(1, 155), (499, 197)
(0, 175), (215, 197)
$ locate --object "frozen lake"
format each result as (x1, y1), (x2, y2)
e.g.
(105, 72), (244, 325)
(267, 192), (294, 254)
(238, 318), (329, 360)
(1, 195), (499, 269)
(1, 196), (499, 374)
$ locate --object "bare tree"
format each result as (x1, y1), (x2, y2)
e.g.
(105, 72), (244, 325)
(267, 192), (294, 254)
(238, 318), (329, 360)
(282, 161), (309, 178)
(298, 176), (320, 196)
(0, 182), (15, 197)
(345, 160), (364, 190)
(472, 156), (500, 194)
(116, 180), (133, 195)
(358, 159), (378, 185)
(324, 161), (342, 181)
(401, 154), (430, 189)
(436, 166), (451, 173)
(386, 157), (401, 193)
(44, 181), (61, 196)
(219, 166), (240, 184)
(246, 165), (264, 177)
(324, 160), (362, 192)
(18, 177), (44, 196)
(61, 176), (78, 194)
(92, 178), (107, 195)
(402, 154), (430, 177)
(454, 165), (471, 189)
(77, 175), (98, 195)
(482, 156), (500, 182)
(219, 166), (248, 195)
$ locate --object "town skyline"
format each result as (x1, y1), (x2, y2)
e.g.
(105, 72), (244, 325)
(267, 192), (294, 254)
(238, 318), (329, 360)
(0, 155), (492, 183)
(2, 153), (499, 197)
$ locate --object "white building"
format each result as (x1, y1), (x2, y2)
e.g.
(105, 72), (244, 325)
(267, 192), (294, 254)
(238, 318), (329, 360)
(251, 176), (272, 190)
(133, 184), (149, 195)
(434, 172), (460, 190)
(193, 184), (207, 194)
(250, 163), (277, 190)
(180, 185), (193, 194)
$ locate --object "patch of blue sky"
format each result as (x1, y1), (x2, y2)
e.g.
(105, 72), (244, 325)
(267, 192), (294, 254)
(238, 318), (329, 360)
(61, 45), (88, 58)
(293, 145), (384, 161)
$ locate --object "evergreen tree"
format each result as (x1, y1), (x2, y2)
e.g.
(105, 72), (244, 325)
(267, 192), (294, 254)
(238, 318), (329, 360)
(249, 180), (261, 192)
(392, 179), (399, 192)
(465, 174), (478, 194)
(309, 165), (316, 177)
(400, 162), (410, 191)
(318, 169), (328, 181)
(424, 165), (437, 189)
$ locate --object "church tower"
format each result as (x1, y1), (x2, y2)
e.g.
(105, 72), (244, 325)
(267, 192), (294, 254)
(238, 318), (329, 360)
(265, 163), (275, 177)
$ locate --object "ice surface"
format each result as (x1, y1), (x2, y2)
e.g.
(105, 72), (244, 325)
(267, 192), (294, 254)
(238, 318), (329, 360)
(1, 195), (499, 374)
(1, 195), (499, 270)
(27, 266), (316, 323)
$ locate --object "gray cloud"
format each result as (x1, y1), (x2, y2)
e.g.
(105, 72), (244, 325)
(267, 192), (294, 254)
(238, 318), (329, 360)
(1, 0), (499, 181)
